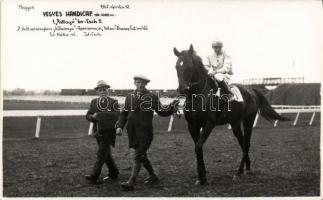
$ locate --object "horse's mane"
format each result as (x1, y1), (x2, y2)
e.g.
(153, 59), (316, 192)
(183, 49), (216, 89)
(183, 50), (208, 77)
(192, 52), (208, 77)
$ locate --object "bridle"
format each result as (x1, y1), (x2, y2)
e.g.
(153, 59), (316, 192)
(184, 56), (210, 94)
(187, 77), (209, 94)
(175, 53), (214, 114)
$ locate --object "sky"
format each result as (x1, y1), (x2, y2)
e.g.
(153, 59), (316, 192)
(1, 0), (323, 90)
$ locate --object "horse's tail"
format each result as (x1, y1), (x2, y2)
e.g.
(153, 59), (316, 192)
(253, 89), (290, 121)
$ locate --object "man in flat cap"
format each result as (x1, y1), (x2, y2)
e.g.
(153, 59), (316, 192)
(85, 80), (120, 184)
(115, 75), (179, 191)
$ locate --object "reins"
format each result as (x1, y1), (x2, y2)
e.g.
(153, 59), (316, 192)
(187, 54), (211, 94)
(188, 77), (209, 94)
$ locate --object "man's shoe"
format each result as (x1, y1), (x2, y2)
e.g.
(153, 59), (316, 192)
(103, 175), (118, 182)
(109, 171), (119, 179)
(85, 175), (99, 184)
(120, 182), (134, 191)
(144, 175), (159, 185)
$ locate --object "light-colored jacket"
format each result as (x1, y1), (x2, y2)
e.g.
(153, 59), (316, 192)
(205, 50), (233, 75)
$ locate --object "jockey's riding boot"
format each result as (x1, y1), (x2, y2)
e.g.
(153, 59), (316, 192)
(219, 81), (234, 100)
(121, 160), (141, 191)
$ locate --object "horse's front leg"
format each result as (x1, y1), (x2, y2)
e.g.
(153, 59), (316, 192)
(194, 121), (214, 185)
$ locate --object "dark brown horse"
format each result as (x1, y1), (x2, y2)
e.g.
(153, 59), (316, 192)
(173, 44), (289, 185)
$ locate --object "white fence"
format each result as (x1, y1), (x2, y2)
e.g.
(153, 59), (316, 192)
(3, 110), (88, 138)
(271, 105), (320, 128)
(3, 105), (321, 138)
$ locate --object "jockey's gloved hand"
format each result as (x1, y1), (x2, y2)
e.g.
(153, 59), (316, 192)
(207, 70), (216, 76)
(116, 128), (122, 136)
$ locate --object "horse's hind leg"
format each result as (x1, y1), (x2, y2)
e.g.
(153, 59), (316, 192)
(243, 112), (257, 172)
(230, 122), (245, 175)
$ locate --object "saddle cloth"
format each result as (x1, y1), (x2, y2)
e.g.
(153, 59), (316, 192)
(230, 85), (244, 102)
(214, 85), (244, 102)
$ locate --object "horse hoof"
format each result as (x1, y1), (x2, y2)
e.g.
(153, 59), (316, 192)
(194, 179), (207, 186)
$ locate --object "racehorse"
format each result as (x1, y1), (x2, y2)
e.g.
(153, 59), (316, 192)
(173, 44), (289, 185)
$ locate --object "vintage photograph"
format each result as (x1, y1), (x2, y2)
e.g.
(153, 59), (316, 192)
(1, 0), (322, 198)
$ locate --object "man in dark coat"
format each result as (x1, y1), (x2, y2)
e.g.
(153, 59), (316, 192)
(115, 75), (179, 191)
(85, 80), (120, 184)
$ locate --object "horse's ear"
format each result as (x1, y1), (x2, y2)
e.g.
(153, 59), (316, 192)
(173, 47), (181, 57)
(189, 44), (194, 55)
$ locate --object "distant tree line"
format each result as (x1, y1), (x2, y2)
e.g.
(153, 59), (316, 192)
(3, 88), (178, 97)
(3, 88), (60, 96)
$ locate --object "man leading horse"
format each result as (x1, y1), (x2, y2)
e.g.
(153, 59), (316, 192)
(115, 75), (179, 191)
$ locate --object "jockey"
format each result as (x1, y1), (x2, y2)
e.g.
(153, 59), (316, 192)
(205, 38), (234, 99)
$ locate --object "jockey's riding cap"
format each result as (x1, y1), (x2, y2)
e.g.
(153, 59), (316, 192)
(212, 38), (223, 47)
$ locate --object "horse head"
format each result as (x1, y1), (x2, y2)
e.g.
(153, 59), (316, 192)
(173, 44), (208, 94)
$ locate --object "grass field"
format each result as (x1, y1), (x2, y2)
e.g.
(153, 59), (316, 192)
(2, 100), (321, 197)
